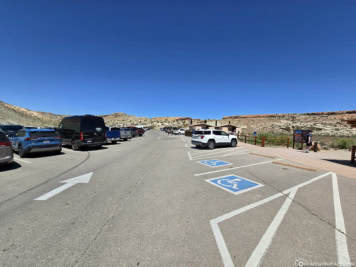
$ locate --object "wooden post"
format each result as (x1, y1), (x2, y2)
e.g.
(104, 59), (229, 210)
(293, 135), (295, 149)
(352, 146), (356, 164)
(254, 136), (257, 145)
(314, 142), (318, 152)
(261, 137), (265, 147)
(244, 136), (247, 143)
(287, 138), (290, 148)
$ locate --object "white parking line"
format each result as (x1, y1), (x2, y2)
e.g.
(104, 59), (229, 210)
(194, 152), (248, 161)
(190, 147), (240, 156)
(193, 149), (249, 160)
(194, 159), (281, 177)
(185, 144), (188, 148)
(188, 151), (192, 160)
(180, 135), (186, 143)
(332, 173), (351, 266)
(14, 157), (31, 164)
(191, 149), (244, 159)
(245, 189), (298, 267)
(210, 172), (332, 267)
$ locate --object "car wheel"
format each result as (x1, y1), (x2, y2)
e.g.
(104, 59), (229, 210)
(112, 141), (117, 144)
(208, 140), (215, 150)
(231, 139), (237, 147)
(72, 141), (79, 151)
(18, 145), (26, 158)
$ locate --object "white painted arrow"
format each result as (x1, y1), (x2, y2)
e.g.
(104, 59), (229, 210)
(34, 172), (93, 201)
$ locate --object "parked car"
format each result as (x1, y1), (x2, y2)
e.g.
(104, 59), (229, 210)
(191, 130), (238, 149)
(137, 128), (145, 137)
(120, 128), (132, 141)
(58, 115), (106, 151)
(130, 127), (139, 138)
(0, 125), (24, 137)
(10, 129), (62, 158)
(105, 127), (120, 144)
(0, 129), (14, 165)
(178, 129), (186, 135)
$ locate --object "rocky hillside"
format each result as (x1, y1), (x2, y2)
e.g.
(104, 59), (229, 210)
(0, 101), (184, 128)
(1, 100), (355, 136)
(222, 111), (356, 136)
(0, 101), (65, 127)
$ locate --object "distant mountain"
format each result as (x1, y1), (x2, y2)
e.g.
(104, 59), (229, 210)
(0, 101), (65, 127)
(0, 101), (186, 128)
(2, 100), (355, 136)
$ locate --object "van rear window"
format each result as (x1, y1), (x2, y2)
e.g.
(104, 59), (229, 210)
(81, 117), (105, 132)
(110, 128), (120, 131)
(30, 131), (57, 138)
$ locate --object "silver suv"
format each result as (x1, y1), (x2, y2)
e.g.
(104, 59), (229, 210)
(0, 129), (14, 165)
(191, 130), (238, 149)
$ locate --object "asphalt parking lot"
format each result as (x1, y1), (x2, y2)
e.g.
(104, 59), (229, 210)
(0, 130), (355, 267)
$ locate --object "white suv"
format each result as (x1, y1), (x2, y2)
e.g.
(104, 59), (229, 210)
(191, 130), (238, 149)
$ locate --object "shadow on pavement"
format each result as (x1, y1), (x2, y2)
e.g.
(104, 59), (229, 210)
(323, 159), (356, 167)
(25, 152), (66, 158)
(0, 161), (22, 172)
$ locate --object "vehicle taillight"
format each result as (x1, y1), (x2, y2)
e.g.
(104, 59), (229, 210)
(0, 141), (11, 146)
(200, 135), (205, 139)
(25, 137), (31, 141)
(80, 132), (84, 141)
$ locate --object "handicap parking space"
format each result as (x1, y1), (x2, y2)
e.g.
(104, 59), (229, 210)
(182, 137), (354, 267)
(198, 159), (232, 168)
(206, 174), (263, 195)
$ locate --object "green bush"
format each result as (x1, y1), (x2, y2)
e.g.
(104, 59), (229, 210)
(330, 138), (356, 150)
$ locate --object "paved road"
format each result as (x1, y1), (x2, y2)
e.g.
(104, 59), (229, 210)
(0, 130), (355, 267)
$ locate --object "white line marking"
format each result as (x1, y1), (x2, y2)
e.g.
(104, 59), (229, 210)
(197, 160), (233, 168)
(222, 149), (249, 157)
(185, 143), (188, 148)
(191, 149), (244, 159)
(14, 157), (31, 164)
(210, 172), (332, 267)
(190, 147), (242, 156)
(210, 221), (234, 267)
(194, 159), (282, 177)
(332, 173), (351, 266)
(206, 174), (264, 195)
(193, 149), (249, 160)
(194, 152), (249, 160)
(35, 172), (93, 201)
(188, 151), (192, 161)
(180, 135), (186, 143)
(245, 189), (297, 267)
(34, 183), (74, 201)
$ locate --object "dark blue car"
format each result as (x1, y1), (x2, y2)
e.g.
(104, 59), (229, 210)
(10, 129), (62, 158)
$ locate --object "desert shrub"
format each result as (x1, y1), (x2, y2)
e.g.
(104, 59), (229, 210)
(330, 138), (356, 150)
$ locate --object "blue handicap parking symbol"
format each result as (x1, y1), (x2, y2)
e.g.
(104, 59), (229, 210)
(206, 175), (263, 195)
(199, 160), (232, 168)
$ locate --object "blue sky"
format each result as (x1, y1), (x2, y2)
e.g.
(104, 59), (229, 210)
(0, 0), (355, 119)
